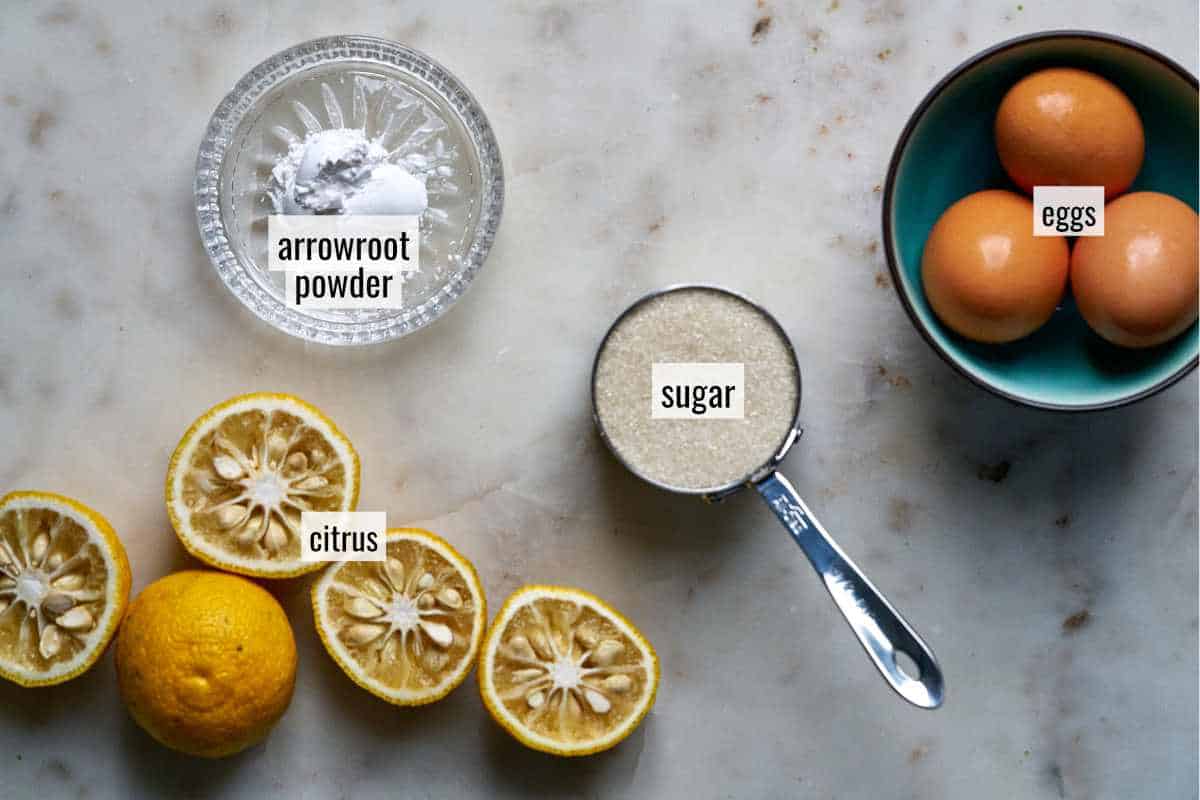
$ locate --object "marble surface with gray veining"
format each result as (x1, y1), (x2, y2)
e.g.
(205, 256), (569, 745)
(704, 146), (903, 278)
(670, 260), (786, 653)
(1, 1), (1197, 798)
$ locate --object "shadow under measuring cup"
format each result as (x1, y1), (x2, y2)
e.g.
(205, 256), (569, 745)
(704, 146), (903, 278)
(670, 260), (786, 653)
(590, 284), (944, 709)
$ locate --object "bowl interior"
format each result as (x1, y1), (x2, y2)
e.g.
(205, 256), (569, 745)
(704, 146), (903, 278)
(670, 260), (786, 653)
(221, 61), (483, 323)
(887, 34), (1198, 409)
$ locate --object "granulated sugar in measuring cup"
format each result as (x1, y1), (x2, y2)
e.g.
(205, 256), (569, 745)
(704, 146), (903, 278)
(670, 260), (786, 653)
(591, 284), (944, 708)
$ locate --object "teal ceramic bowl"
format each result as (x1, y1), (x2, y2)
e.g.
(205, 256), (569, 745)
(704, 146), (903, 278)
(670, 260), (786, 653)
(884, 31), (1198, 411)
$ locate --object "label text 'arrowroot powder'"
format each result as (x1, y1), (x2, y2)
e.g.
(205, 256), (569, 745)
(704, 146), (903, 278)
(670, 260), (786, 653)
(593, 287), (799, 491)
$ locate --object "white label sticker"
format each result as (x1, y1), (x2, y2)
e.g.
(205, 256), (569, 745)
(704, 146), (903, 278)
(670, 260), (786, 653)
(268, 215), (420, 273)
(269, 215), (419, 310)
(300, 511), (386, 562)
(1033, 186), (1105, 237)
(651, 363), (745, 419)
(283, 270), (404, 310)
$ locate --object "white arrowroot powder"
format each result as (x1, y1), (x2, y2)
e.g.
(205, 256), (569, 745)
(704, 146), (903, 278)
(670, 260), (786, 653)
(270, 128), (429, 215)
(593, 287), (800, 491)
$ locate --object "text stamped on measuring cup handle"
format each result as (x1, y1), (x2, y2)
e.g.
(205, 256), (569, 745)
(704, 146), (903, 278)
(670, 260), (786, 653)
(755, 471), (944, 709)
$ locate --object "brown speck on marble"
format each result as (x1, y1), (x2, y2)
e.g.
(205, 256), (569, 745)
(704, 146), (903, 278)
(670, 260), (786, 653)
(817, 124), (830, 136)
(1054, 514), (1071, 529)
(827, 0), (840, 9)
(393, 17), (429, 42)
(977, 460), (1011, 483)
(190, 49), (211, 82)
(807, 27), (825, 49)
(864, 240), (878, 254)
(38, 2), (79, 25)
(877, 364), (911, 390)
(48, 190), (63, 202)
(846, 151), (855, 160)
(751, 16), (772, 44)
(593, 224), (614, 244)
(874, 272), (891, 289)
(1062, 610), (1090, 633)
(888, 497), (914, 531)
(954, 29), (968, 46)
(692, 113), (720, 145)
(908, 743), (929, 763)
(210, 7), (236, 34)
(3, 94), (20, 108)
(38, 757), (72, 782)
(876, 48), (893, 61)
(872, 184), (882, 193)
(754, 93), (773, 105)
(777, 662), (803, 687)
(28, 110), (56, 148)
(95, 38), (113, 55)
(53, 288), (81, 321)
(539, 6), (574, 40)
(647, 217), (667, 234)
(864, 1), (906, 24)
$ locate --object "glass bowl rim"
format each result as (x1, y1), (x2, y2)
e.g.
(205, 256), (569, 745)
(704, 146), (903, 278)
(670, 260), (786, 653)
(194, 34), (505, 346)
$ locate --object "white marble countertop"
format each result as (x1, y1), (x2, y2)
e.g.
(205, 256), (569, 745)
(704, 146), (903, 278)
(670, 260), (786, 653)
(1, 2), (1196, 798)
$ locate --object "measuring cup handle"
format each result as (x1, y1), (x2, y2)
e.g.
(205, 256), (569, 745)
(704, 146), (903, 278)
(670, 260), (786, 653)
(754, 471), (944, 709)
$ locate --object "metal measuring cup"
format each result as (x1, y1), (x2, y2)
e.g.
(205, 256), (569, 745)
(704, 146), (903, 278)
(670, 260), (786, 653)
(590, 284), (944, 709)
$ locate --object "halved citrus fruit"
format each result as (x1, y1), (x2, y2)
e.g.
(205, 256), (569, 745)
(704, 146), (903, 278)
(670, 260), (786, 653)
(313, 528), (486, 705)
(479, 585), (659, 756)
(0, 491), (130, 687)
(165, 392), (360, 578)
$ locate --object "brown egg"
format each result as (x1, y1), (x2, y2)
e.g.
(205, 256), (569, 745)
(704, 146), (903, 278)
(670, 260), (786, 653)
(1070, 192), (1199, 348)
(995, 68), (1144, 198)
(922, 190), (1069, 343)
